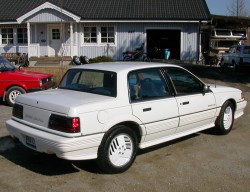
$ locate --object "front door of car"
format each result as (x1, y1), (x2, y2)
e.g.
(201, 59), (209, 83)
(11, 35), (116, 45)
(224, 46), (235, 64)
(164, 67), (216, 133)
(128, 69), (179, 143)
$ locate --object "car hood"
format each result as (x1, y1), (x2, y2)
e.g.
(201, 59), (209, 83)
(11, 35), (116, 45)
(208, 84), (240, 93)
(16, 88), (120, 115)
(4, 69), (52, 80)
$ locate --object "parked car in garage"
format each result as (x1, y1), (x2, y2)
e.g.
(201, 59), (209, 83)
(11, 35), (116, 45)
(6, 62), (247, 173)
(220, 45), (250, 71)
(0, 56), (55, 106)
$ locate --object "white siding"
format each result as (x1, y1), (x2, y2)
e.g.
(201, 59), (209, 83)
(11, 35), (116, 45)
(77, 22), (199, 61)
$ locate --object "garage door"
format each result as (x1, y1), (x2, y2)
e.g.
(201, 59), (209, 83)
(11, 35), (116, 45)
(147, 29), (181, 60)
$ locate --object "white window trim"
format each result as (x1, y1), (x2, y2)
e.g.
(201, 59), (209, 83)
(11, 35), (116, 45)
(0, 27), (28, 46)
(0, 28), (14, 45)
(81, 25), (117, 47)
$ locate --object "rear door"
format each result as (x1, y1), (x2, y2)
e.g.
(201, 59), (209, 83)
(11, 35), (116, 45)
(129, 69), (179, 143)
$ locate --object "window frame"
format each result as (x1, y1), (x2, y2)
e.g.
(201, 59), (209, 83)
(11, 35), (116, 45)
(1, 28), (14, 45)
(163, 67), (205, 96)
(128, 68), (172, 102)
(83, 26), (97, 44)
(81, 25), (116, 46)
(17, 28), (28, 44)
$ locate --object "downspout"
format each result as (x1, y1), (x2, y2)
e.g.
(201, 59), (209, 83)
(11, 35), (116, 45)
(197, 20), (201, 64)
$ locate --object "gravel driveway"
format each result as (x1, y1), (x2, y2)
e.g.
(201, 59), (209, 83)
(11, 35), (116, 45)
(0, 64), (250, 192)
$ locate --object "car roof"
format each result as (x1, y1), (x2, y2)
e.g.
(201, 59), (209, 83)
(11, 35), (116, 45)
(70, 62), (181, 73)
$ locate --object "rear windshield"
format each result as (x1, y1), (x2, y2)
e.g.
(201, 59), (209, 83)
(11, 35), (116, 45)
(59, 69), (117, 97)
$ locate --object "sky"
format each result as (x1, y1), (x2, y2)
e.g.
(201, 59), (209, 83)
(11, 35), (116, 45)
(205, 0), (250, 16)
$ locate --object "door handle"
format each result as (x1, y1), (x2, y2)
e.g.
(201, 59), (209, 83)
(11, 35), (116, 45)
(143, 108), (151, 112)
(181, 101), (189, 105)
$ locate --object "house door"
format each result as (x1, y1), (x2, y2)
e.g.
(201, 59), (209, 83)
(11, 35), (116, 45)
(48, 25), (62, 56)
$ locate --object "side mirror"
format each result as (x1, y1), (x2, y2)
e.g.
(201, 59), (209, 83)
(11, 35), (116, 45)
(203, 85), (210, 94)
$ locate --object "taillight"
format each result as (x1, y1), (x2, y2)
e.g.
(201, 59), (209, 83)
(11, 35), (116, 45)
(49, 114), (80, 133)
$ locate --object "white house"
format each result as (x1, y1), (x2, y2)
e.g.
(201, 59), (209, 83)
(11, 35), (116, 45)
(0, 0), (211, 62)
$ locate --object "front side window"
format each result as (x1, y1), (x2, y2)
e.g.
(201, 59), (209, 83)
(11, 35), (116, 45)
(59, 69), (116, 97)
(83, 27), (97, 43)
(1, 28), (13, 44)
(164, 68), (203, 95)
(128, 69), (170, 101)
(17, 28), (27, 44)
(101, 27), (114, 43)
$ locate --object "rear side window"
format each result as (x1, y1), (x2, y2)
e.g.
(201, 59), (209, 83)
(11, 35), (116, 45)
(128, 69), (171, 102)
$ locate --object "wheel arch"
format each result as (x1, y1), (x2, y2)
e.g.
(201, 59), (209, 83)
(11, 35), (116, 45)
(3, 84), (27, 101)
(103, 121), (143, 144)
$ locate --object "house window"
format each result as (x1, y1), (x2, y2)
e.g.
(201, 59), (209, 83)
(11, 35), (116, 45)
(101, 27), (114, 43)
(17, 28), (27, 44)
(1, 28), (13, 44)
(52, 29), (60, 40)
(83, 27), (97, 43)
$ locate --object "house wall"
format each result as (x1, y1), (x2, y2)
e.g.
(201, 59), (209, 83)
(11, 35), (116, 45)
(79, 22), (199, 61)
(0, 8), (200, 61)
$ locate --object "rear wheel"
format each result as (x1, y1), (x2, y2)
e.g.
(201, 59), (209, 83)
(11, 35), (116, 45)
(97, 125), (138, 174)
(5, 86), (26, 106)
(216, 101), (234, 135)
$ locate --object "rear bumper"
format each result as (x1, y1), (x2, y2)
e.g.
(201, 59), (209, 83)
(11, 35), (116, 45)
(6, 119), (104, 160)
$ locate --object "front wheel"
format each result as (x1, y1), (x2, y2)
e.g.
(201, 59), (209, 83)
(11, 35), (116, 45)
(5, 86), (26, 106)
(233, 61), (239, 72)
(97, 125), (138, 174)
(215, 101), (234, 135)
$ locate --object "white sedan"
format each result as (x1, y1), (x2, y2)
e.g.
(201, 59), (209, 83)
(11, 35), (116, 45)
(6, 62), (247, 173)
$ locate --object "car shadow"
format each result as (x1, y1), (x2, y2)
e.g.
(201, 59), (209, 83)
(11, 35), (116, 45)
(137, 133), (200, 156)
(0, 129), (228, 175)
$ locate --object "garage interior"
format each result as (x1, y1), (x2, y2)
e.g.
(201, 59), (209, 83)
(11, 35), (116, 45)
(147, 29), (181, 60)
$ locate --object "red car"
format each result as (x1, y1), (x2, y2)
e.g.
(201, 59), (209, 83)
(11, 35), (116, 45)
(0, 56), (55, 106)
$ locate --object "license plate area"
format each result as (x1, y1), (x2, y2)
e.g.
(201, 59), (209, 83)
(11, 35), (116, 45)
(25, 135), (36, 149)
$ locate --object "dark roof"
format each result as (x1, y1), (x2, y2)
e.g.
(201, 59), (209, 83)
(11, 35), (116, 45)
(0, 0), (211, 22)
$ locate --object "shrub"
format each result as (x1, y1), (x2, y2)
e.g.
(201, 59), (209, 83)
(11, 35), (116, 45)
(89, 56), (115, 63)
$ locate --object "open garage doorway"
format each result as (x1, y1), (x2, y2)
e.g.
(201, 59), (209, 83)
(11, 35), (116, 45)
(147, 29), (181, 60)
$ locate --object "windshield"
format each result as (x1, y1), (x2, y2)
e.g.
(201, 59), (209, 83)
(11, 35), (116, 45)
(59, 69), (117, 97)
(0, 56), (16, 72)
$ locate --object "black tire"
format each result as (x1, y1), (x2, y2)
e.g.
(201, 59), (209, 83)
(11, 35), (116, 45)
(97, 125), (138, 174)
(233, 61), (239, 72)
(215, 101), (234, 135)
(5, 86), (26, 106)
(73, 56), (81, 65)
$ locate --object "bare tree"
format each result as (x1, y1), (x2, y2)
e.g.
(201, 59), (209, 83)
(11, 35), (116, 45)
(227, 0), (249, 16)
